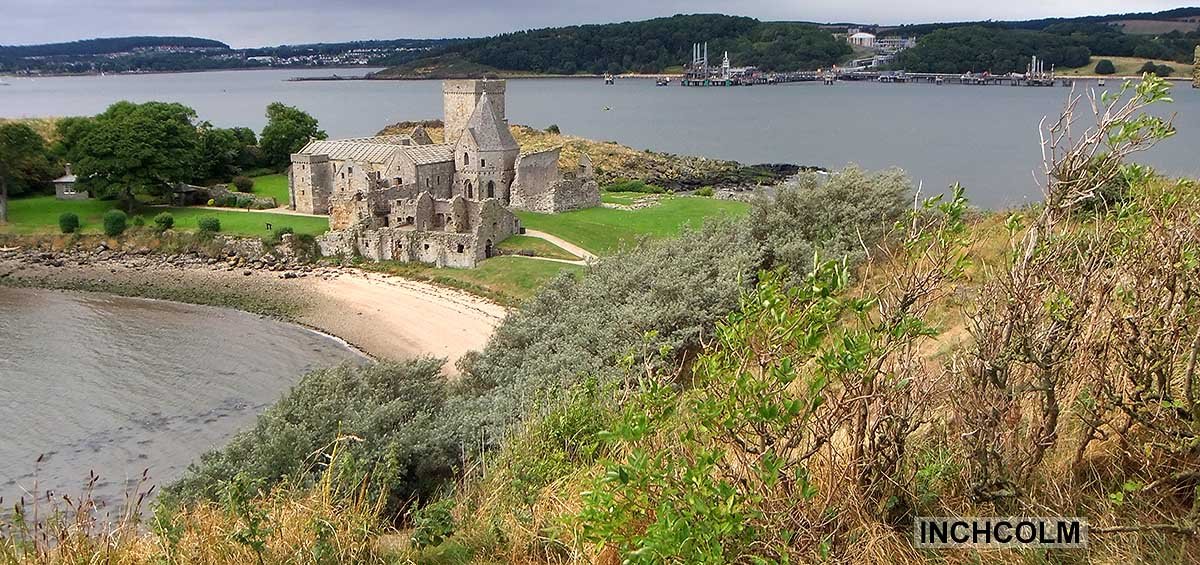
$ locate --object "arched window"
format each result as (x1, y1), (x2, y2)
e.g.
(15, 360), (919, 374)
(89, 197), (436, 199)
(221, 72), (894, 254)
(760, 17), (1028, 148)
(487, 180), (495, 198)
(466, 180), (473, 199)
(463, 153), (469, 165)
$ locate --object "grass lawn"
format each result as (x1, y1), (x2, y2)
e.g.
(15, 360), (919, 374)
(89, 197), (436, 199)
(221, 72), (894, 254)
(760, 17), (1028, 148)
(1, 196), (328, 237)
(249, 174), (290, 205)
(497, 235), (580, 261)
(516, 194), (749, 255)
(1059, 56), (1194, 77)
(366, 256), (581, 306)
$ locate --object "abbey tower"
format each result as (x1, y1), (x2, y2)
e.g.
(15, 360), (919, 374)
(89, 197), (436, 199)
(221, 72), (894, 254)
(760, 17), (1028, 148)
(442, 80), (507, 144)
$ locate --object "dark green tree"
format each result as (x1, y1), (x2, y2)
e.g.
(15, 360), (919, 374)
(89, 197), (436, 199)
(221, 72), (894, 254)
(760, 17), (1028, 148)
(0, 122), (57, 223)
(50, 116), (95, 163)
(1094, 59), (1116, 75)
(73, 101), (201, 211)
(259, 103), (325, 169)
(196, 122), (244, 183)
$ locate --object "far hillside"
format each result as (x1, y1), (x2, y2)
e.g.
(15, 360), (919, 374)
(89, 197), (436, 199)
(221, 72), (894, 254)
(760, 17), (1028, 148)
(373, 14), (852, 78)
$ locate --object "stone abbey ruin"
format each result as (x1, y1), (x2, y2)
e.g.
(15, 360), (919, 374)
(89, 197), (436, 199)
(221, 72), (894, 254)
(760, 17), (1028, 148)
(289, 79), (600, 267)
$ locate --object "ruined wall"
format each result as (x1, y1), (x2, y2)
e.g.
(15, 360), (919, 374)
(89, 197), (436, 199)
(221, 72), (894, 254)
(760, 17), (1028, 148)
(290, 154), (334, 214)
(510, 148), (600, 213)
(442, 80), (506, 146)
(319, 196), (520, 268)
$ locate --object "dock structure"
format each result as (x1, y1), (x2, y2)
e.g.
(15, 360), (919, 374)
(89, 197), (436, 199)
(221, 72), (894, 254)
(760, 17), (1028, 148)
(677, 50), (1067, 88)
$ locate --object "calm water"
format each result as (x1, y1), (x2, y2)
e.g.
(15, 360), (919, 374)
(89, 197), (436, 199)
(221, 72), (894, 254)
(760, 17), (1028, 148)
(0, 288), (363, 509)
(2, 68), (1199, 207)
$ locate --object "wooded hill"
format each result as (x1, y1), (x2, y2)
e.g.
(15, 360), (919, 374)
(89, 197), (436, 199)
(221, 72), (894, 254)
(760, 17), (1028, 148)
(373, 14), (853, 77)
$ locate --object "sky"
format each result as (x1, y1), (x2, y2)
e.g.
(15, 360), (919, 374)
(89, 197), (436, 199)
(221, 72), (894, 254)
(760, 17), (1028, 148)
(0, 0), (1192, 48)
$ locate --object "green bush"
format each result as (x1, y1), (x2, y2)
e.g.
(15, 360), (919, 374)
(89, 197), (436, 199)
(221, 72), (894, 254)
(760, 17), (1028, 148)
(545, 124), (561, 134)
(102, 210), (127, 236)
(206, 198), (216, 206)
(58, 212), (80, 234)
(1094, 59), (1116, 75)
(411, 498), (457, 548)
(231, 175), (254, 192)
(164, 360), (458, 516)
(1155, 64), (1174, 77)
(197, 216), (221, 233)
(694, 186), (714, 197)
(603, 179), (665, 194)
(131, 215), (145, 228)
(154, 212), (175, 231)
(261, 226), (295, 247)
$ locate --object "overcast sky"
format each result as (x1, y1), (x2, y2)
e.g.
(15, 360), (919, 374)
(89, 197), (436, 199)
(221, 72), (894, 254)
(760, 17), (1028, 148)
(0, 0), (1192, 48)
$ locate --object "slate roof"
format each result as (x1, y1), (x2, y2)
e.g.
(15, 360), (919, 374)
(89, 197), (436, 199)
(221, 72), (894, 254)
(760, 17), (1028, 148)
(463, 92), (519, 151)
(297, 136), (410, 164)
(402, 143), (453, 165)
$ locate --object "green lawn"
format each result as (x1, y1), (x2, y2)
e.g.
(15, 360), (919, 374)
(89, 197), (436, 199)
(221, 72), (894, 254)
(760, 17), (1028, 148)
(1059, 56), (1194, 77)
(497, 235), (581, 261)
(367, 256), (582, 306)
(1, 196), (328, 237)
(516, 194), (749, 255)
(249, 174), (290, 205)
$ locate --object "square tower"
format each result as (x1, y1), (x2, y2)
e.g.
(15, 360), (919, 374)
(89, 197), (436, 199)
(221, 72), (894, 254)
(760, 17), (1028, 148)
(443, 79), (506, 145)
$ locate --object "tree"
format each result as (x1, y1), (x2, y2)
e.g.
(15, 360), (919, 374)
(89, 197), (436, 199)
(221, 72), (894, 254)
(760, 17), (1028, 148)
(259, 103), (325, 169)
(1139, 60), (1158, 74)
(50, 116), (95, 163)
(0, 122), (57, 224)
(1094, 59), (1116, 75)
(74, 101), (200, 211)
(196, 122), (244, 183)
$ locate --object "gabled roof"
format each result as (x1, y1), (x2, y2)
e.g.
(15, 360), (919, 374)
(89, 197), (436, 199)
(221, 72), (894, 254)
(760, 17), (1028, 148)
(462, 92), (518, 152)
(402, 143), (454, 166)
(53, 174), (77, 183)
(297, 138), (406, 165)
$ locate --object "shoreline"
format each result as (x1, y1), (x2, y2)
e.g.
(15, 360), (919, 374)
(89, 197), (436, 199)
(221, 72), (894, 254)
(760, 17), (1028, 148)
(0, 245), (508, 374)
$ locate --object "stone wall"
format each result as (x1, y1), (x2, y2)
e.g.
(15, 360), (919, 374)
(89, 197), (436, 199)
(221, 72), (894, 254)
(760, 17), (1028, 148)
(1194, 46), (1199, 89)
(319, 195), (520, 268)
(290, 154), (334, 214)
(510, 148), (601, 213)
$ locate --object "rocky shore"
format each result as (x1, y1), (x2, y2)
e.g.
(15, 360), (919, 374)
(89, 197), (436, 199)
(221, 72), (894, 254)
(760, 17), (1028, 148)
(0, 242), (508, 372)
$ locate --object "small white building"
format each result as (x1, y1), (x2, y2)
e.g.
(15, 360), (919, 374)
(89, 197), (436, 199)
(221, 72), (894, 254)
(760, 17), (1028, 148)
(848, 32), (876, 48)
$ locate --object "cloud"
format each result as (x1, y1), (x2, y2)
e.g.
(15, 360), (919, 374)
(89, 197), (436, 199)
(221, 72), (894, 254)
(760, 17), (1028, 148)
(0, 0), (1190, 47)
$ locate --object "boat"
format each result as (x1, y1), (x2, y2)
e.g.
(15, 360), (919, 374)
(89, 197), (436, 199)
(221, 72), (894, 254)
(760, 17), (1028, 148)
(655, 77), (669, 87)
(603, 74), (614, 85)
(1098, 78), (1106, 87)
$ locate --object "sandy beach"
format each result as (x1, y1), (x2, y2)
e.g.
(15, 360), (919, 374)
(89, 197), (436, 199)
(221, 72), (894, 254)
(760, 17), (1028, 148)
(0, 250), (508, 373)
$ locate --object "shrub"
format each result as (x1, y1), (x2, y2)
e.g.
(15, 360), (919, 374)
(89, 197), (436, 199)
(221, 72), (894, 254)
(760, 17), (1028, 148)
(153, 212), (175, 231)
(58, 212), (80, 234)
(131, 215), (145, 228)
(1155, 64), (1174, 77)
(411, 498), (457, 548)
(102, 210), (127, 236)
(261, 226), (295, 247)
(603, 179), (665, 193)
(206, 198), (215, 206)
(694, 186), (714, 197)
(231, 175), (254, 192)
(744, 165), (911, 281)
(545, 124), (560, 134)
(1094, 59), (1116, 75)
(197, 216), (221, 233)
(164, 360), (458, 516)
(1139, 60), (1160, 75)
